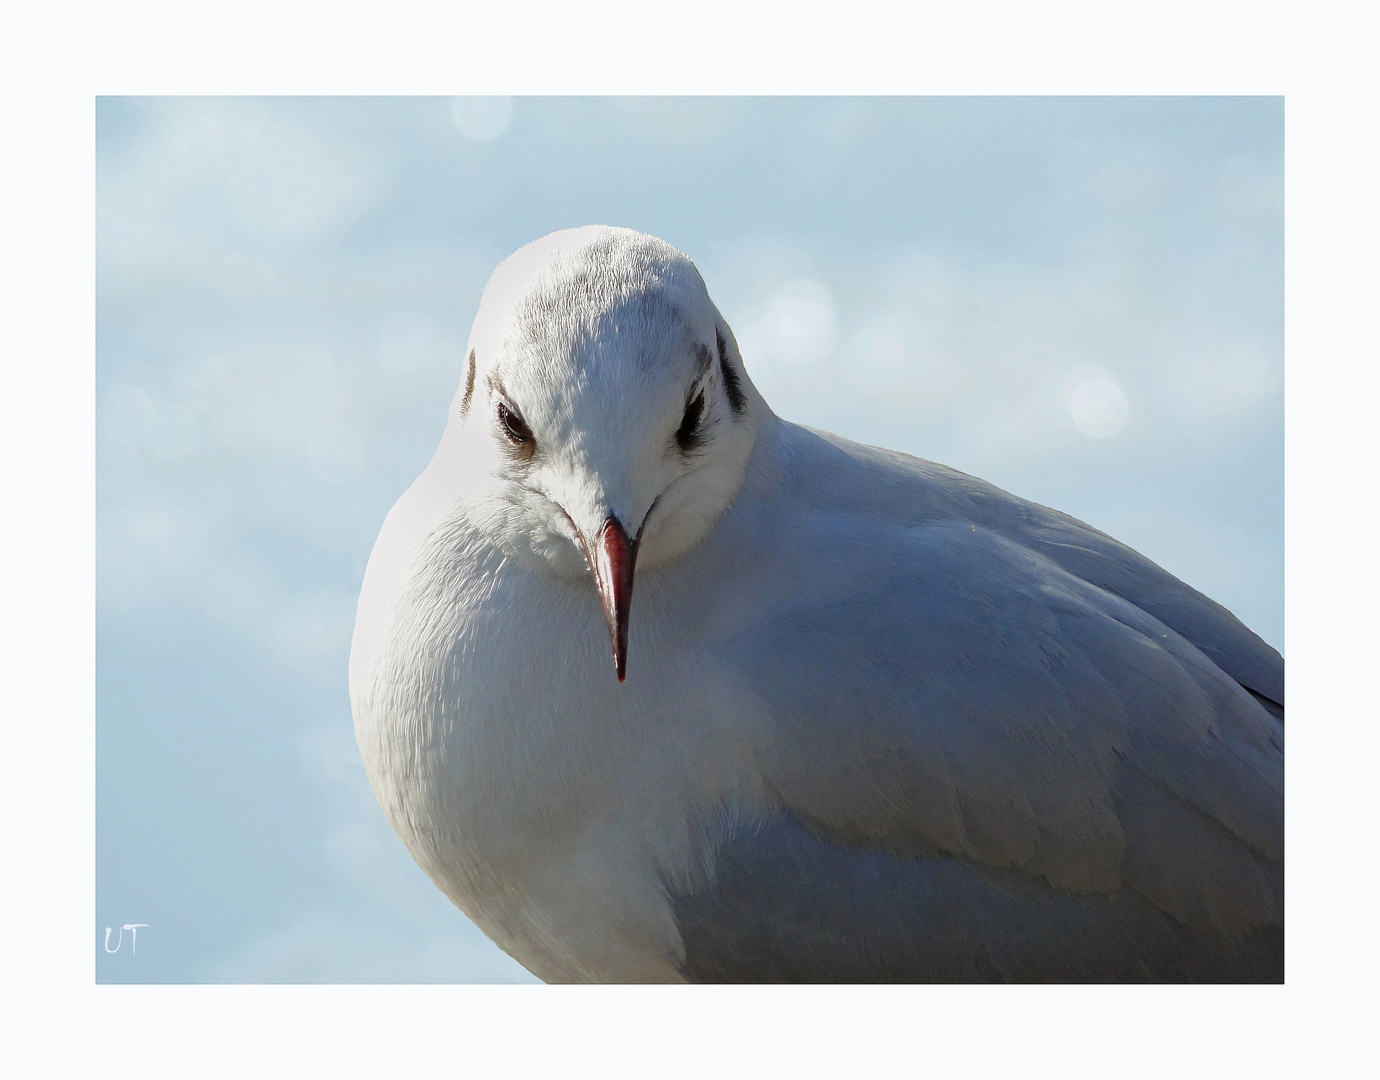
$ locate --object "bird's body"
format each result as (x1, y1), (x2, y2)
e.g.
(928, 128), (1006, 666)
(350, 227), (1283, 983)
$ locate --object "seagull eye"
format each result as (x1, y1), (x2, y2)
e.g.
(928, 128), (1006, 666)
(497, 402), (534, 447)
(675, 390), (707, 451)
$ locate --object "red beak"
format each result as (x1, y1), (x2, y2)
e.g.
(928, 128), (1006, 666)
(589, 516), (638, 681)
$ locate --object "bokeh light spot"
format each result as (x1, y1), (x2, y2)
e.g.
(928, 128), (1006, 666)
(760, 280), (836, 365)
(1065, 368), (1129, 438)
(452, 97), (513, 141)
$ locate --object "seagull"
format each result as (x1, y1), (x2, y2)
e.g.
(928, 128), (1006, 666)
(349, 226), (1283, 983)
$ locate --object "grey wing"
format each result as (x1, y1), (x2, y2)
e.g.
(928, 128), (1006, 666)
(1009, 503), (1285, 711)
(671, 815), (1282, 982)
(671, 519), (1283, 982)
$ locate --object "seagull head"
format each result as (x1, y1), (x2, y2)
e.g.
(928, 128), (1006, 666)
(457, 226), (761, 681)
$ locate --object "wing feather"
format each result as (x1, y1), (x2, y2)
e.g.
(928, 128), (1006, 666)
(676, 425), (1283, 980)
(719, 516), (1283, 935)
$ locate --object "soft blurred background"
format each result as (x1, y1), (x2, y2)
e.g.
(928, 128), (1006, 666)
(95, 96), (1283, 983)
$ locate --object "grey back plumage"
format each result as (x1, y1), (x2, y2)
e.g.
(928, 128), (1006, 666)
(672, 815), (1282, 983)
(669, 425), (1283, 982)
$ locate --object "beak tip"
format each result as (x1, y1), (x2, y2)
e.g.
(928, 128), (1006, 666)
(591, 515), (637, 685)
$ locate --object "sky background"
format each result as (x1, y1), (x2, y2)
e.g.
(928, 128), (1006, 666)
(95, 96), (1283, 983)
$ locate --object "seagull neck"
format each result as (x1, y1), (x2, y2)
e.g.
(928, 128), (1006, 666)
(737, 405), (786, 502)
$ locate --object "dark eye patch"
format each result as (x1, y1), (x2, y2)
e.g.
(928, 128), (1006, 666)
(676, 389), (708, 452)
(716, 328), (747, 415)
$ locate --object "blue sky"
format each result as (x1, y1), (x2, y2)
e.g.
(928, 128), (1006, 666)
(95, 96), (1283, 983)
